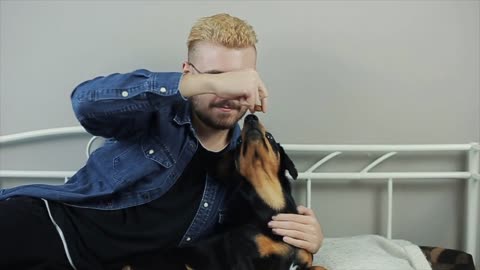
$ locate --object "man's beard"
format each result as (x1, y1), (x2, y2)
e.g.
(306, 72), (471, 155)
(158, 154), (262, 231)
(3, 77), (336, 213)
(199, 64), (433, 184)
(190, 98), (248, 130)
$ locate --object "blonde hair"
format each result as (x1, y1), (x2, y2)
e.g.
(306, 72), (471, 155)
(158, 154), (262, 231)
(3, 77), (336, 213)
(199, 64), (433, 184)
(187, 13), (258, 55)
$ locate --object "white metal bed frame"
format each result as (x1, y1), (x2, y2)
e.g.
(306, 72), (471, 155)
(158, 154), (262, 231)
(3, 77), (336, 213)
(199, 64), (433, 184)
(0, 126), (479, 262)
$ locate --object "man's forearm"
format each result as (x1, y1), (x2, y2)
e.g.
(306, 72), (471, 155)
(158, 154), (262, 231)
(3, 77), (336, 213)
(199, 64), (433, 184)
(179, 73), (215, 98)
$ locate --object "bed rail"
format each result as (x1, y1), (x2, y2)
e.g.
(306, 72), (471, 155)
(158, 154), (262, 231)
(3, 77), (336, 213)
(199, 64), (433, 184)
(0, 126), (478, 260)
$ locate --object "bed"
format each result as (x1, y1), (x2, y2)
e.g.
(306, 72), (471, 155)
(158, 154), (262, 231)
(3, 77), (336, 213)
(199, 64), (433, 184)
(0, 127), (478, 270)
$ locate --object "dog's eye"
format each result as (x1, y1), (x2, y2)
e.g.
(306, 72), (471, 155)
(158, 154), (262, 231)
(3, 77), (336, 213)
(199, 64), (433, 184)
(265, 132), (274, 141)
(236, 137), (243, 146)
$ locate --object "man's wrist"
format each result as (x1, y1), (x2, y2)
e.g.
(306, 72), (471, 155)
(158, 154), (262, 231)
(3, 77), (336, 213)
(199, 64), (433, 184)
(179, 73), (215, 97)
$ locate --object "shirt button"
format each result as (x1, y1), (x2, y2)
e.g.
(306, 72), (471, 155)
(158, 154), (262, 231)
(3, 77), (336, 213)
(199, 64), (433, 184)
(121, 91), (129, 97)
(203, 202), (209, 208)
(160, 87), (167, 93)
(186, 237), (191, 242)
(148, 149), (155, 155)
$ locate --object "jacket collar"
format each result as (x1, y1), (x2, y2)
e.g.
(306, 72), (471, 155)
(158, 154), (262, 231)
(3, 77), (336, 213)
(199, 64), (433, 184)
(173, 100), (241, 150)
(173, 100), (192, 126)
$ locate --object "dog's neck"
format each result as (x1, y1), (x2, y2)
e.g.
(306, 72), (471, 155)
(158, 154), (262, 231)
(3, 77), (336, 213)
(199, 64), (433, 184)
(241, 178), (298, 227)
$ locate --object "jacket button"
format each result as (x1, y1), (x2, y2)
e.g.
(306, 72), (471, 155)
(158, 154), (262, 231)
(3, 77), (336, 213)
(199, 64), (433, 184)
(148, 149), (155, 155)
(160, 87), (167, 93)
(121, 91), (129, 97)
(203, 202), (209, 208)
(186, 237), (191, 242)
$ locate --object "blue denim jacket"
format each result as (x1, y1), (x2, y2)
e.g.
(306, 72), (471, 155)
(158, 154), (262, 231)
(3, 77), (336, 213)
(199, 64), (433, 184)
(0, 69), (240, 244)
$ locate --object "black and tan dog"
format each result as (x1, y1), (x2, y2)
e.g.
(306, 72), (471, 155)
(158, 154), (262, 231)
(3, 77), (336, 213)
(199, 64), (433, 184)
(122, 114), (326, 270)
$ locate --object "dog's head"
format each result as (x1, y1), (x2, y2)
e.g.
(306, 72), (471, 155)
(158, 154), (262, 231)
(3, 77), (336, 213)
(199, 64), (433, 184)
(232, 114), (298, 210)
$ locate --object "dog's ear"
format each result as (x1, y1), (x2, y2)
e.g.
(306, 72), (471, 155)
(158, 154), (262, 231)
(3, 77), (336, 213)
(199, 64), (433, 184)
(278, 144), (298, 180)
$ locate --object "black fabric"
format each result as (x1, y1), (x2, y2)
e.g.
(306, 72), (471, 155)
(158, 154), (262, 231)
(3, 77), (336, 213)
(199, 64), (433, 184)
(0, 197), (72, 270)
(47, 145), (225, 269)
(420, 246), (476, 270)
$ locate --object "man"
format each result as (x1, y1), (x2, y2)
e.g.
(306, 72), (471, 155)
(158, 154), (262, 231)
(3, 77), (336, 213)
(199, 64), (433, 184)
(0, 13), (323, 269)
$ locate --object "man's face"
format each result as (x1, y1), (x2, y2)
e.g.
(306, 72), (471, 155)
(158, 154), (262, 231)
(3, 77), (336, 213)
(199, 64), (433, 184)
(184, 41), (257, 130)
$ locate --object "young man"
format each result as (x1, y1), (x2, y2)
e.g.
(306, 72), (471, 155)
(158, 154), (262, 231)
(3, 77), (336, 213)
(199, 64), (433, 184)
(0, 13), (323, 269)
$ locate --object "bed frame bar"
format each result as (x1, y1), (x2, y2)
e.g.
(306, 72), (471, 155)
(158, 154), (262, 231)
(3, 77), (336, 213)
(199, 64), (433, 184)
(0, 127), (478, 260)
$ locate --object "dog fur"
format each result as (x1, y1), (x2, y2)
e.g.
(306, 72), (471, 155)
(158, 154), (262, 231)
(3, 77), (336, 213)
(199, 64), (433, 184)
(122, 114), (327, 270)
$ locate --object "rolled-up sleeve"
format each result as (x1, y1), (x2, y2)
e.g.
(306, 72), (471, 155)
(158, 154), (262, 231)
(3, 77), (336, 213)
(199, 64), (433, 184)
(71, 69), (183, 139)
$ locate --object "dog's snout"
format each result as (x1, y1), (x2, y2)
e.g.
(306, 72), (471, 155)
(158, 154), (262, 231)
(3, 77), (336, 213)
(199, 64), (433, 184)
(245, 114), (258, 124)
(243, 114), (263, 141)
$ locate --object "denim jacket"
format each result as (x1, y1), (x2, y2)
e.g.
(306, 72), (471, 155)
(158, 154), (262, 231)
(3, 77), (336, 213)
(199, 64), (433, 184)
(0, 69), (241, 244)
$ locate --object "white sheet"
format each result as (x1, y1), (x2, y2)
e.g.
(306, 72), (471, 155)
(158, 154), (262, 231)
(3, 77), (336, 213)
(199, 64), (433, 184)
(313, 234), (432, 270)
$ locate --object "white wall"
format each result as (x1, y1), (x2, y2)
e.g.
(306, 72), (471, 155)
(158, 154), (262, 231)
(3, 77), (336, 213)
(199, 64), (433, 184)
(1, 0), (479, 263)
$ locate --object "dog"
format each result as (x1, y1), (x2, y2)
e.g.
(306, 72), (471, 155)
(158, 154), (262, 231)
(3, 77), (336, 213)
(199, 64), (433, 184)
(122, 114), (326, 270)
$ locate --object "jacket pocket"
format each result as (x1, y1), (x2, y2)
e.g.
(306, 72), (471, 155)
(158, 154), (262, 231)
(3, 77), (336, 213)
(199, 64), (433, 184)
(112, 138), (174, 188)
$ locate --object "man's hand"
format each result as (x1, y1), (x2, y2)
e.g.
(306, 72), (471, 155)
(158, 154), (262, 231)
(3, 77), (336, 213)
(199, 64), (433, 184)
(268, 205), (323, 254)
(210, 69), (268, 113)
(179, 69), (268, 113)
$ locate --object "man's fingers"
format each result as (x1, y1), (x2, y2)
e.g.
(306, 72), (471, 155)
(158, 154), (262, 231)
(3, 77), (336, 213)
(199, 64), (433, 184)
(260, 97), (268, 113)
(254, 105), (263, 112)
(269, 220), (313, 234)
(239, 97), (250, 107)
(282, 237), (315, 253)
(272, 214), (313, 225)
(258, 80), (268, 113)
(272, 228), (307, 241)
(297, 205), (316, 217)
(246, 93), (256, 113)
(272, 206), (323, 254)
(254, 91), (261, 112)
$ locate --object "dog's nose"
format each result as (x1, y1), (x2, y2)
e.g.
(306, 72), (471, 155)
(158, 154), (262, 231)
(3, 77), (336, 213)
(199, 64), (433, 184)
(245, 114), (258, 124)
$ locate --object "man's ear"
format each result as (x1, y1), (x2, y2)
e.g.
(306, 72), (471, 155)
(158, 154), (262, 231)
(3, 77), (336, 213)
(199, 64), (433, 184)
(278, 144), (298, 180)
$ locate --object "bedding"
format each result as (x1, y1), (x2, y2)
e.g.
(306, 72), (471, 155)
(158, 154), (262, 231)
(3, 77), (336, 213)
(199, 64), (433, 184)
(313, 235), (476, 270)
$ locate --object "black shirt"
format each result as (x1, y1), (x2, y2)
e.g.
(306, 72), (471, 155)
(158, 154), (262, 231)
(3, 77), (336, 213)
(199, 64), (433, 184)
(49, 145), (225, 269)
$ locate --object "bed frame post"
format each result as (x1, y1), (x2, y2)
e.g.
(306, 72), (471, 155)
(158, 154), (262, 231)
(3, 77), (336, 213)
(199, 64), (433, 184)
(306, 178), (312, 208)
(465, 142), (479, 263)
(387, 178), (393, 240)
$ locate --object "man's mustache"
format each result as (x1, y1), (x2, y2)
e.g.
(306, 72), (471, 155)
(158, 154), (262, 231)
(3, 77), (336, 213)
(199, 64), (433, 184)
(210, 100), (242, 110)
